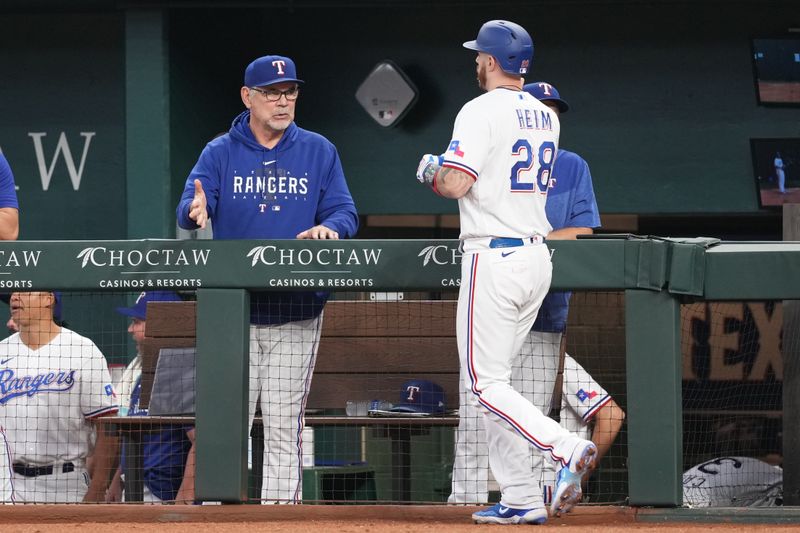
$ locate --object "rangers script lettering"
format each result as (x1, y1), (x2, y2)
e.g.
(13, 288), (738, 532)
(0, 368), (76, 404)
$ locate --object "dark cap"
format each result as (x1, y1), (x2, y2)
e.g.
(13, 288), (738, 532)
(523, 81), (570, 113)
(115, 291), (182, 321)
(244, 55), (304, 88)
(389, 379), (446, 415)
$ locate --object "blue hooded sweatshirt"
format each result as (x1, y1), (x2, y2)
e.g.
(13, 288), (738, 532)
(531, 149), (600, 333)
(177, 111), (359, 324)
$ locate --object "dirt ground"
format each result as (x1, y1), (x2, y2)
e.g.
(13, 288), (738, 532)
(2, 505), (798, 532)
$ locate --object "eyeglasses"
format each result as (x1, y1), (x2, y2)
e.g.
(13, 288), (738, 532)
(249, 86), (299, 102)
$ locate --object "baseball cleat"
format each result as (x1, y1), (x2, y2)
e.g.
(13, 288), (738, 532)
(472, 503), (548, 525)
(550, 441), (598, 517)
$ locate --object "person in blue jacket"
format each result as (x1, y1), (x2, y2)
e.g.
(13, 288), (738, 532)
(177, 54), (358, 503)
(0, 153), (20, 240)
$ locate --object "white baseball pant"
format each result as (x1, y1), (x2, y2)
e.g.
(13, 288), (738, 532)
(458, 244), (587, 509)
(248, 314), (322, 503)
(11, 461), (90, 503)
(0, 427), (13, 503)
(449, 330), (559, 504)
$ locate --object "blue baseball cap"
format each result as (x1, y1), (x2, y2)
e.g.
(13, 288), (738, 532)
(116, 291), (182, 321)
(390, 379), (446, 415)
(51, 291), (62, 322)
(244, 55), (304, 88)
(523, 81), (570, 113)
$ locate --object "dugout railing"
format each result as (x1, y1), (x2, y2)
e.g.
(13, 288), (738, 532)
(4, 236), (799, 514)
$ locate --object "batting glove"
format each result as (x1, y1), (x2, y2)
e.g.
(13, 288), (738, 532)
(416, 154), (444, 188)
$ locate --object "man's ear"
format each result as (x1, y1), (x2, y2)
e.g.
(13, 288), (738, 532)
(240, 86), (253, 109)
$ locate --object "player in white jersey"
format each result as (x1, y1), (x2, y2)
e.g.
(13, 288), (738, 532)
(683, 456), (783, 507)
(415, 20), (597, 524)
(0, 291), (119, 502)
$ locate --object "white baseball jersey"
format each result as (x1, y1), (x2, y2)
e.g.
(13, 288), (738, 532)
(116, 354), (142, 417)
(443, 88), (558, 241)
(0, 328), (118, 480)
(683, 456), (782, 507)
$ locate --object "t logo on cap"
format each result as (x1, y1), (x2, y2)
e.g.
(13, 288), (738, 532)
(405, 385), (421, 401)
(244, 55), (305, 88)
(537, 82), (553, 96)
(390, 379), (446, 415)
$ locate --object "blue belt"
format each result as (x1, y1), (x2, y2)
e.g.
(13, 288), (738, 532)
(489, 237), (543, 249)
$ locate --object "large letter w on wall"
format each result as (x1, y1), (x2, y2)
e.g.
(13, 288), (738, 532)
(28, 132), (96, 191)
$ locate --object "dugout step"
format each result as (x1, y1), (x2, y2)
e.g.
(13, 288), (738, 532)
(302, 466), (377, 503)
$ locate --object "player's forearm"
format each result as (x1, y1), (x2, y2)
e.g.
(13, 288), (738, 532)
(435, 167), (474, 199)
(0, 208), (19, 240)
(317, 204), (359, 238)
(83, 426), (120, 502)
(590, 399), (625, 461)
(176, 443), (196, 503)
(546, 227), (592, 241)
(416, 155), (473, 199)
(176, 429), (196, 504)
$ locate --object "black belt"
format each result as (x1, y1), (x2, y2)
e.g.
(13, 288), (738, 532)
(13, 462), (75, 477)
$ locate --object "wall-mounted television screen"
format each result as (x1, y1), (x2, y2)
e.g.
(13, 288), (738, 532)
(751, 138), (800, 207)
(752, 36), (800, 105)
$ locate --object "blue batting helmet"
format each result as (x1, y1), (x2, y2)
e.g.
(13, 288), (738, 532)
(463, 20), (533, 76)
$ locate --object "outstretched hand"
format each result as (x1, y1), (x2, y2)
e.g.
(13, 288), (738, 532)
(188, 179), (208, 229)
(297, 225), (339, 240)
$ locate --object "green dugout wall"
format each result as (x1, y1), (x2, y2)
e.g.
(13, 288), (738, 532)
(4, 235), (799, 510)
(1, 2), (800, 242)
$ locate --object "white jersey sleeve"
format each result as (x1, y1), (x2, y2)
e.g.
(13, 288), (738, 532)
(562, 354), (612, 425)
(442, 101), (491, 180)
(116, 355), (142, 417)
(79, 338), (119, 419)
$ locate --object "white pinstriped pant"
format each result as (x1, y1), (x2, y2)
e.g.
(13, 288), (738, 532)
(248, 314), (322, 503)
(457, 245), (585, 508)
(0, 427), (12, 503)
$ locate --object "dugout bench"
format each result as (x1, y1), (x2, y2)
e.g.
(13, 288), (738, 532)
(106, 298), (461, 503)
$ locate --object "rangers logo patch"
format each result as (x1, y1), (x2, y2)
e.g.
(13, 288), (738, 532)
(576, 388), (598, 403)
(447, 140), (465, 158)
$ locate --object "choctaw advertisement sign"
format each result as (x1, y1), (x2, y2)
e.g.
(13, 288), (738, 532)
(0, 239), (634, 292)
(0, 240), (466, 291)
